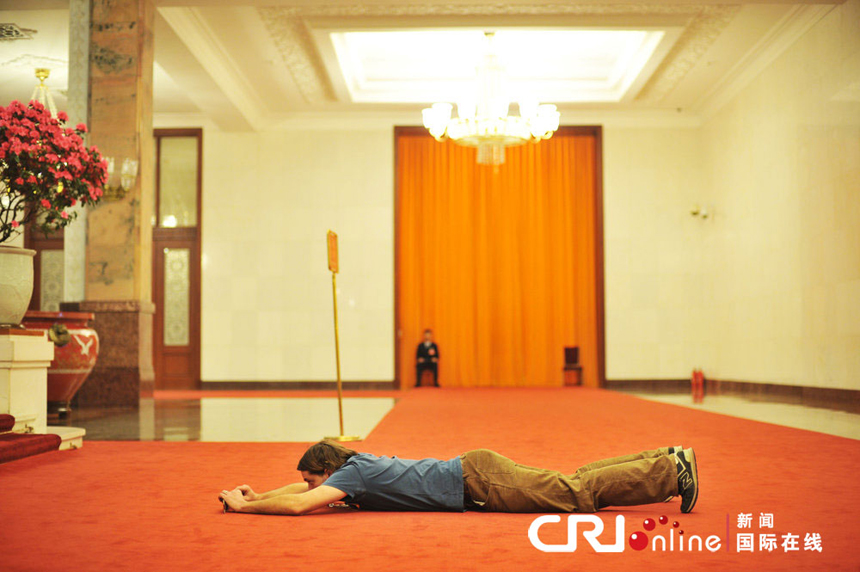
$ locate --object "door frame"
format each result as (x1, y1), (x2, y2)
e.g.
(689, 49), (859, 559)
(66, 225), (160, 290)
(152, 128), (203, 390)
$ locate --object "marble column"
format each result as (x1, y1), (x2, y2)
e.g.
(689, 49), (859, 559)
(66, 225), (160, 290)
(65, 0), (156, 406)
(63, 0), (90, 304)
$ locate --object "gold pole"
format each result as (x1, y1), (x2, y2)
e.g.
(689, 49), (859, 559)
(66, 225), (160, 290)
(332, 271), (345, 435)
(325, 231), (360, 442)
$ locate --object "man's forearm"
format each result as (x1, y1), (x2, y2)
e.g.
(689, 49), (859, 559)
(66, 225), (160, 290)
(241, 494), (306, 516)
(258, 482), (308, 500)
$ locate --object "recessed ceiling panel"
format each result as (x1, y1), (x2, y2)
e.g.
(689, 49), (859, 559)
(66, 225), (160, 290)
(330, 29), (669, 104)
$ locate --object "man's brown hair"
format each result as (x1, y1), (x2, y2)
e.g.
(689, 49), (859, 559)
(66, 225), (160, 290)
(297, 440), (359, 475)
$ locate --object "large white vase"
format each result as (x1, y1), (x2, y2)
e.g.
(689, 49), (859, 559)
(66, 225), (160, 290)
(0, 245), (36, 326)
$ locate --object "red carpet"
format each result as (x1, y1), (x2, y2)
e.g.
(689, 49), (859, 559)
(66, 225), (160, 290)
(0, 432), (61, 465)
(0, 413), (61, 465)
(1, 387), (859, 571)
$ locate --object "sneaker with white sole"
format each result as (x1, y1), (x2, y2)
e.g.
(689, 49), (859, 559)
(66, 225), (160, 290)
(674, 448), (699, 513)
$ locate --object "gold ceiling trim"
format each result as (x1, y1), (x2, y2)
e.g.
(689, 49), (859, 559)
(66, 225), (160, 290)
(257, 4), (740, 106)
(635, 5), (740, 103)
(258, 8), (335, 104)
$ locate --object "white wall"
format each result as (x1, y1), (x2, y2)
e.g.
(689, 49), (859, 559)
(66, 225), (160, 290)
(603, 0), (860, 390)
(190, 1), (859, 388)
(603, 127), (707, 380)
(699, 0), (860, 389)
(196, 121), (709, 384)
(199, 129), (394, 381)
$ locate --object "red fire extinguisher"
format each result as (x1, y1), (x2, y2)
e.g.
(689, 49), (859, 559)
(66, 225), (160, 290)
(691, 369), (705, 403)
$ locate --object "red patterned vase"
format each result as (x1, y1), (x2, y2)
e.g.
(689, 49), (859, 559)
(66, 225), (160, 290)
(22, 310), (99, 419)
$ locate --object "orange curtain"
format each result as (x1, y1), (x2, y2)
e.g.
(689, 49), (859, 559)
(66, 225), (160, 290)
(395, 128), (601, 388)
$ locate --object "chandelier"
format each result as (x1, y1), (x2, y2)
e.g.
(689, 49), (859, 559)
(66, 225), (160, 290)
(421, 32), (560, 166)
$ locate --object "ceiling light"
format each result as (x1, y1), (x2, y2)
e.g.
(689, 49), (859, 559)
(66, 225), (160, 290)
(421, 32), (560, 166)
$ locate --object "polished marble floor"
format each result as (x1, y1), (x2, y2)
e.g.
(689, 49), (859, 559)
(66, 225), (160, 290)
(56, 390), (860, 442)
(58, 397), (397, 442)
(627, 392), (860, 440)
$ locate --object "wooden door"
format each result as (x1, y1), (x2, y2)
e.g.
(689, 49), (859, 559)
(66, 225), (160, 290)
(152, 129), (202, 390)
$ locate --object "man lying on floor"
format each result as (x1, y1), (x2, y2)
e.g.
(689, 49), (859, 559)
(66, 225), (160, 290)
(218, 441), (699, 516)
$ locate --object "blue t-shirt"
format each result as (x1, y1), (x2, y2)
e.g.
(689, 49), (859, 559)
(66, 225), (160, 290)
(323, 453), (464, 511)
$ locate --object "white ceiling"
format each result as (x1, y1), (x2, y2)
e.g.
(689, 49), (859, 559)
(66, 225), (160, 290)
(326, 29), (671, 104)
(0, 1), (844, 131)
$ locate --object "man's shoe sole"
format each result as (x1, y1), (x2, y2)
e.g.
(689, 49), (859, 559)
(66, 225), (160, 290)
(679, 449), (699, 513)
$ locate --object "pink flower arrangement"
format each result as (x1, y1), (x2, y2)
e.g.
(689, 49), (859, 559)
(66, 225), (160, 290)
(0, 100), (107, 243)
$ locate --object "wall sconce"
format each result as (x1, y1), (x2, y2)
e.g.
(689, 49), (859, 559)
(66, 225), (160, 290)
(102, 157), (139, 200)
(690, 205), (710, 220)
(32, 68), (58, 117)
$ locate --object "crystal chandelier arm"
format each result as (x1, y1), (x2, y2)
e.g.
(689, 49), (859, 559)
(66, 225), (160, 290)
(531, 104), (560, 139)
(519, 99), (538, 121)
(422, 102), (452, 140)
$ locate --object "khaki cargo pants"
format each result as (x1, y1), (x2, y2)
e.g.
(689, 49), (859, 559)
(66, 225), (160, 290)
(460, 448), (678, 513)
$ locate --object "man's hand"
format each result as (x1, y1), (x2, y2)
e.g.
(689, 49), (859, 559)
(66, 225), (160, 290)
(235, 484), (258, 501)
(417, 358), (425, 363)
(217, 485), (347, 516)
(219, 488), (249, 512)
